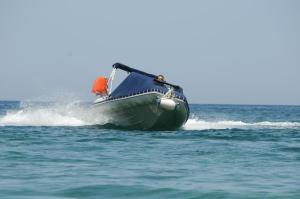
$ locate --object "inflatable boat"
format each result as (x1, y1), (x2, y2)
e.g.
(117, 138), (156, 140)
(91, 63), (189, 130)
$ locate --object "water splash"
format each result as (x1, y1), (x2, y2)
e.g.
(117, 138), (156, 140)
(183, 118), (300, 130)
(0, 101), (106, 126)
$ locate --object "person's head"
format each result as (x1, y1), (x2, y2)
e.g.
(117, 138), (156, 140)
(157, 74), (165, 82)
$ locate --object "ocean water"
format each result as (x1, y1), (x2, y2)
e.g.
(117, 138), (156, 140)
(0, 101), (300, 199)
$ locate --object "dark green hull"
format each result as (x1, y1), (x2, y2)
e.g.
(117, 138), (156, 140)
(93, 92), (189, 130)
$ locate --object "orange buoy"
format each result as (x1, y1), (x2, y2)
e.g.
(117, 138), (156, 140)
(92, 76), (108, 95)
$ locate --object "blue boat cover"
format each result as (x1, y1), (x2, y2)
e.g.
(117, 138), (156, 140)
(110, 72), (186, 101)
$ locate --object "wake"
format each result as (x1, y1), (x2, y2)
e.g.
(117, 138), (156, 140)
(0, 101), (104, 127)
(183, 118), (300, 130)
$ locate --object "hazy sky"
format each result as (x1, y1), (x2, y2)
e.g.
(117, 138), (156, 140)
(1, 0), (299, 104)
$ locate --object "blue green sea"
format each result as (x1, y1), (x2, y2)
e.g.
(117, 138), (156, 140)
(0, 101), (300, 198)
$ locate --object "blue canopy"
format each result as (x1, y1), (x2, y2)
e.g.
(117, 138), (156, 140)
(113, 63), (182, 90)
(110, 72), (186, 101)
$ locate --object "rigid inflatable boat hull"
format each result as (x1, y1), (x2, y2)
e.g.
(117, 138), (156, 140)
(93, 92), (189, 130)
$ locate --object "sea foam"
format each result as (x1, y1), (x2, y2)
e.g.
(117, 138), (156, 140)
(0, 101), (102, 126)
(183, 118), (300, 130)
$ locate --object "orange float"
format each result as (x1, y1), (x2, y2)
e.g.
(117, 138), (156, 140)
(92, 76), (108, 95)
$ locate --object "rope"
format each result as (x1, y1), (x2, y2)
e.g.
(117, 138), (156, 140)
(162, 87), (175, 99)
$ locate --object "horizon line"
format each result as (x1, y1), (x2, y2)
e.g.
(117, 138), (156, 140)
(0, 99), (299, 107)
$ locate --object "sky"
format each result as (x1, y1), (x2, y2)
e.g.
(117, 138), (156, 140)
(0, 0), (299, 105)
